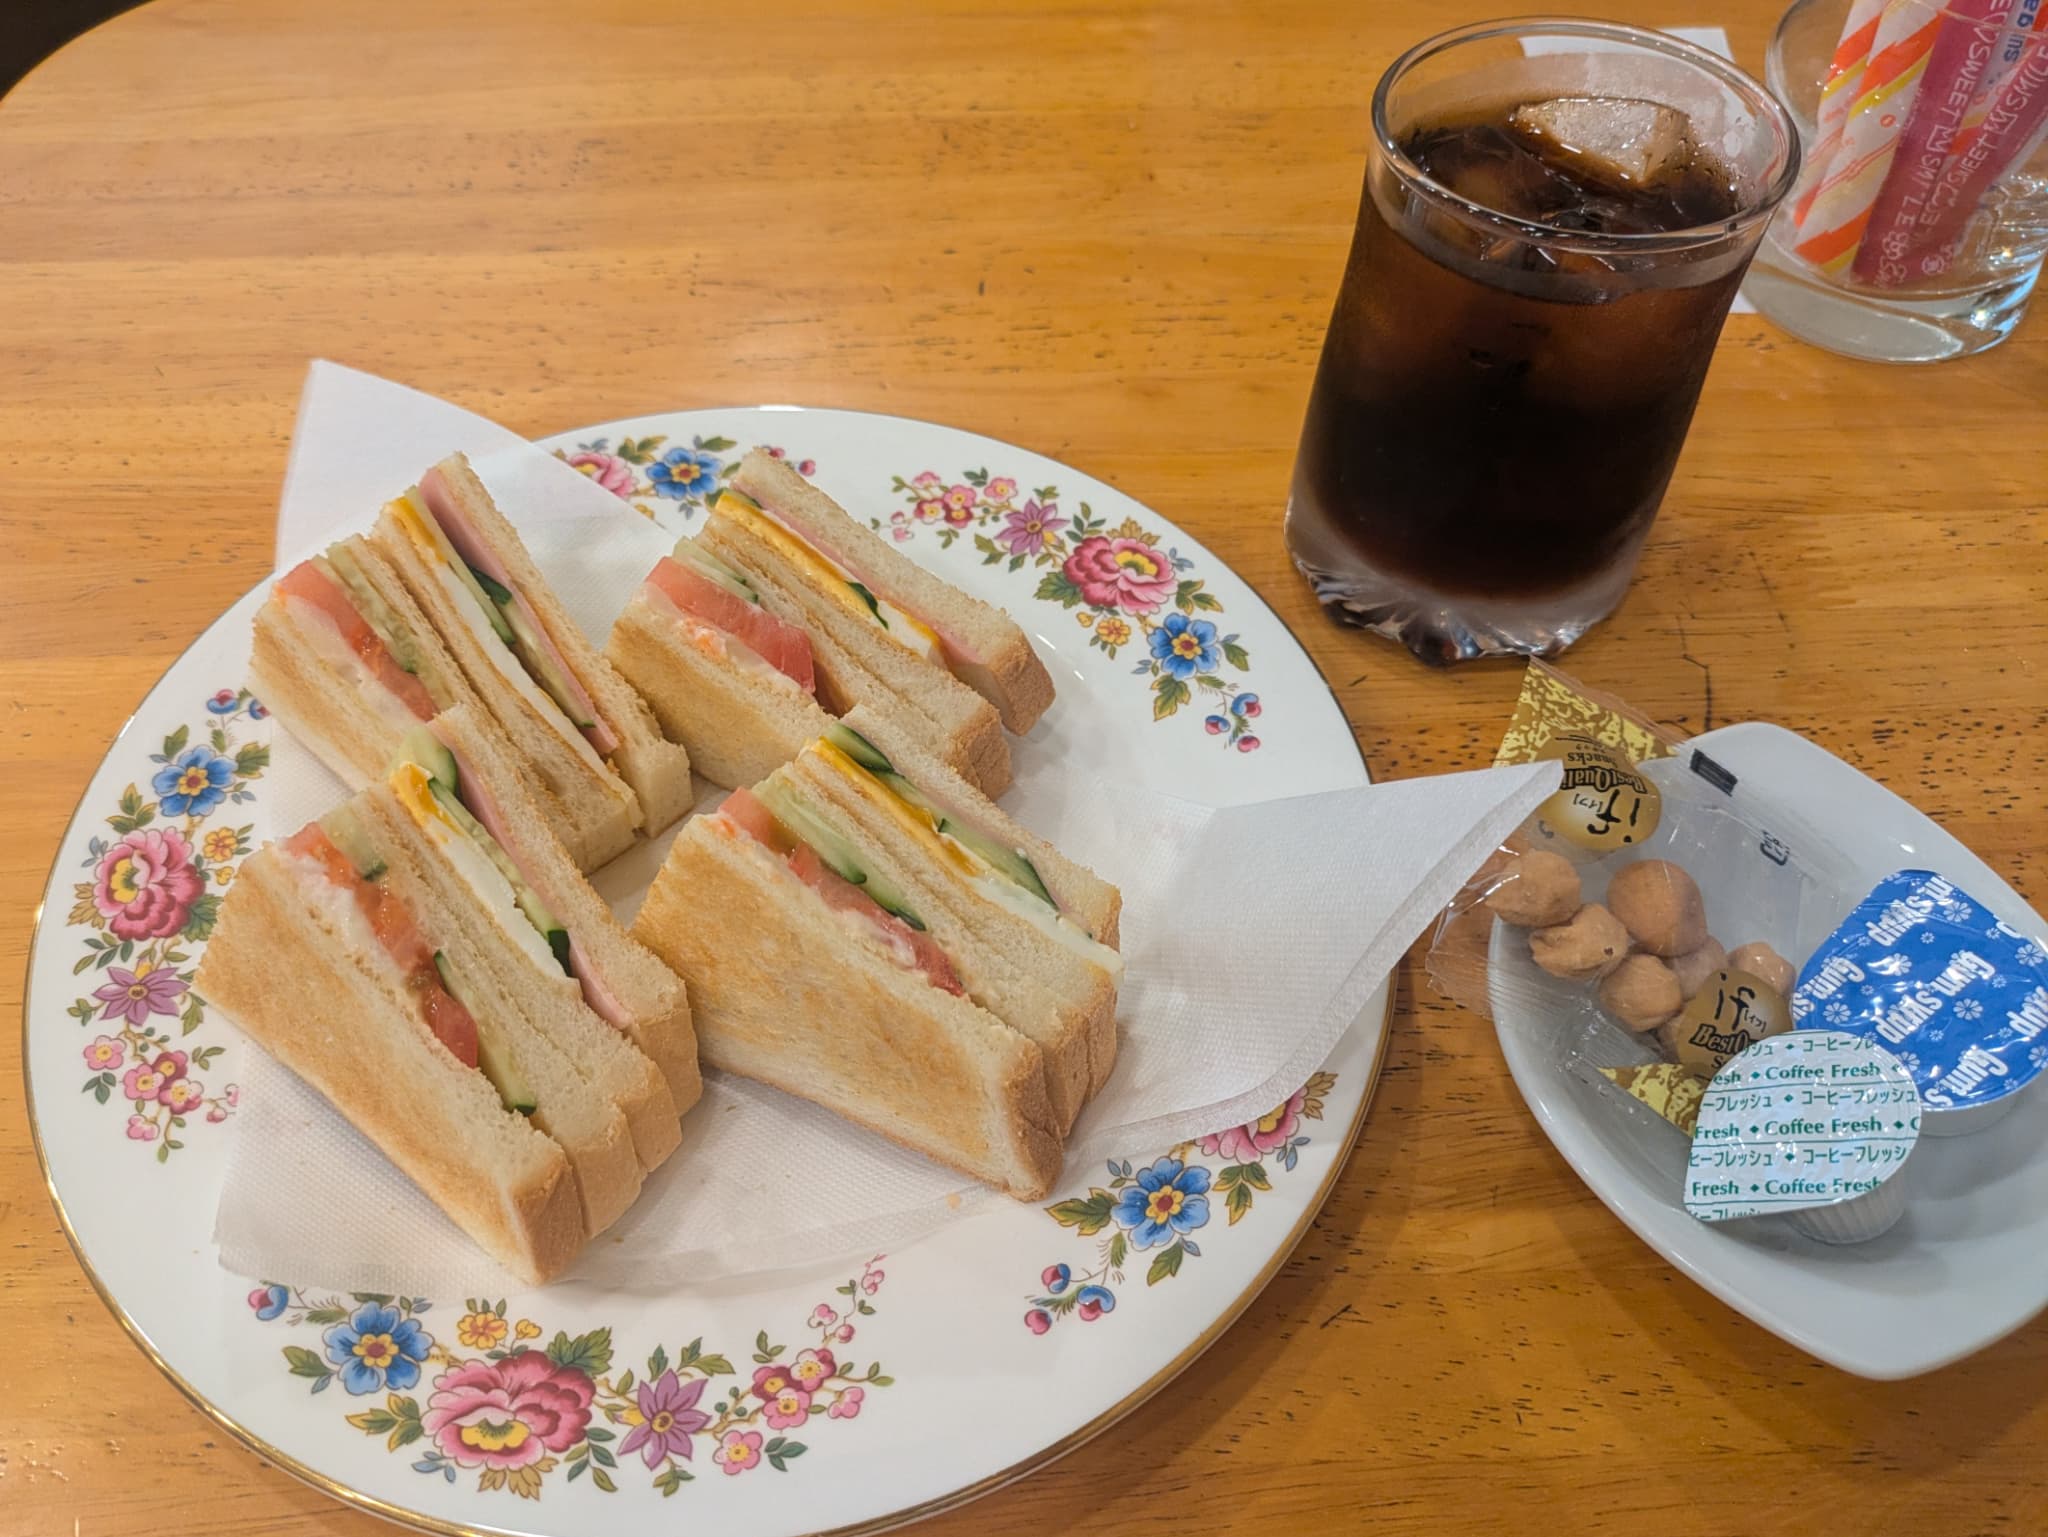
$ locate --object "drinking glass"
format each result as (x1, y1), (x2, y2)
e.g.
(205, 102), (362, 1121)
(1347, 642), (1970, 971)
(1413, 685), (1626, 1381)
(1285, 20), (1800, 664)
(1746, 0), (2048, 362)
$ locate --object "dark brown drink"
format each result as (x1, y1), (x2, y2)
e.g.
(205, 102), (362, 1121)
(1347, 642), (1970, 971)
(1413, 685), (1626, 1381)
(1286, 25), (1798, 663)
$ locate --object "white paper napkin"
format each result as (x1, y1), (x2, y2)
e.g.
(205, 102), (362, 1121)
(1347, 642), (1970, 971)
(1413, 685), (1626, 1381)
(214, 363), (1561, 1293)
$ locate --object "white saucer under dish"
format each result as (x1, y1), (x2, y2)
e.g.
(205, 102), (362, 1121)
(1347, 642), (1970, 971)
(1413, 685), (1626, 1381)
(1493, 722), (2048, 1380)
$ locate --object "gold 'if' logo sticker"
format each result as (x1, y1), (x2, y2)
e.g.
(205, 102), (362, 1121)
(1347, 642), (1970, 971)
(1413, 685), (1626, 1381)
(1669, 968), (1792, 1079)
(1534, 733), (1662, 852)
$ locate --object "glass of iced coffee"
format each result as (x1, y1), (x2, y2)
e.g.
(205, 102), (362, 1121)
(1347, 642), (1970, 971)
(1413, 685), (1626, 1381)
(1286, 21), (1799, 664)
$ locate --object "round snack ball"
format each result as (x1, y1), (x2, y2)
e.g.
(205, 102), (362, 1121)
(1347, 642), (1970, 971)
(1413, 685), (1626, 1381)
(1469, 830), (1540, 887)
(1598, 954), (1684, 1032)
(1529, 902), (1632, 982)
(1483, 849), (1583, 927)
(1605, 859), (1708, 957)
(1728, 942), (1796, 998)
(1669, 936), (1728, 1001)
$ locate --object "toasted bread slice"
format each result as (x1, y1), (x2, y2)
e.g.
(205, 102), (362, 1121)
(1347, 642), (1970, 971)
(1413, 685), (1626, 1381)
(197, 842), (585, 1283)
(371, 491), (641, 870)
(425, 703), (700, 1110)
(419, 455), (694, 833)
(632, 814), (1063, 1199)
(604, 583), (833, 791)
(699, 499), (1011, 796)
(732, 450), (1056, 734)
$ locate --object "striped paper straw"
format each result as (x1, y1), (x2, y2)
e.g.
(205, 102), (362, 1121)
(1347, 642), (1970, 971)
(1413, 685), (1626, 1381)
(1851, 0), (2015, 284)
(1793, 0), (1894, 224)
(1907, 12), (2048, 272)
(1791, 0), (1947, 272)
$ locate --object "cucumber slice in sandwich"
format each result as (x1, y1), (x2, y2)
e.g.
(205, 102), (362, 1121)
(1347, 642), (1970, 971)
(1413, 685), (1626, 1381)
(318, 805), (386, 881)
(323, 545), (424, 676)
(819, 726), (939, 816)
(671, 537), (761, 604)
(753, 780), (927, 931)
(847, 580), (889, 629)
(433, 952), (538, 1114)
(823, 722), (894, 774)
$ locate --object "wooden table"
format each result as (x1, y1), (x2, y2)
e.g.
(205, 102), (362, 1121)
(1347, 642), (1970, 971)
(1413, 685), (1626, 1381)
(4, 0), (2044, 1531)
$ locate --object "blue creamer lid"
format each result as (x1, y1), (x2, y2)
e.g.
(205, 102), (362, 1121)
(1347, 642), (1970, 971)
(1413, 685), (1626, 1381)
(1792, 870), (2048, 1111)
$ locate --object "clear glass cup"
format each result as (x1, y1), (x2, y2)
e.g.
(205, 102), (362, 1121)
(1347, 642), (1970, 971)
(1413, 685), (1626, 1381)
(1285, 19), (1800, 665)
(1746, 0), (2048, 362)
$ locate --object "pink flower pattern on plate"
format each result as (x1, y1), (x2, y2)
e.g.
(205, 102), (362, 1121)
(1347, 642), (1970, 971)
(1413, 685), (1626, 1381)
(69, 688), (261, 1156)
(1062, 535), (1178, 614)
(563, 450), (637, 498)
(92, 828), (203, 941)
(257, 1254), (894, 1499)
(422, 1351), (595, 1471)
(1199, 1089), (1306, 1162)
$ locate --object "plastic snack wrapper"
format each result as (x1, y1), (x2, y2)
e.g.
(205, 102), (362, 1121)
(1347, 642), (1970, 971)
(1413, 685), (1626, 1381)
(1427, 663), (1909, 1239)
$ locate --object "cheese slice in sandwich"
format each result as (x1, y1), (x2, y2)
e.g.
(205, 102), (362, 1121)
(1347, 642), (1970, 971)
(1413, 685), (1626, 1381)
(251, 535), (631, 875)
(603, 538), (836, 791)
(786, 713), (1124, 1130)
(630, 767), (1065, 1200)
(386, 702), (701, 1114)
(197, 803), (645, 1281)
(698, 487), (1013, 797)
(730, 450), (1057, 736)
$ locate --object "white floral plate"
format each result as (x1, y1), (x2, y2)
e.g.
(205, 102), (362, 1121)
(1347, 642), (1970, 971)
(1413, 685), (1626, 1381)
(26, 408), (1386, 1535)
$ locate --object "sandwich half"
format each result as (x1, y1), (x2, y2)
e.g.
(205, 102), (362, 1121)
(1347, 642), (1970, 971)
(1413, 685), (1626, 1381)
(388, 702), (701, 1116)
(358, 772), (682, 1183)
(628, 735), (1120, 1198)
(603, 538), (835, 791)
(784, 712), (1122, 1130)
(698, 483), (1013, 796)
(196, 796), (677, 1281)
(370, 454), (691, 866)
(731, 451), (1056, 735)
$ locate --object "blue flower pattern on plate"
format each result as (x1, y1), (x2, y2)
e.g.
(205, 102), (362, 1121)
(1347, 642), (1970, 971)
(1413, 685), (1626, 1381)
(323, 1300), (433, 1395)
(151, 746), (236, 818)
(1111, 1157), (1212, 1249)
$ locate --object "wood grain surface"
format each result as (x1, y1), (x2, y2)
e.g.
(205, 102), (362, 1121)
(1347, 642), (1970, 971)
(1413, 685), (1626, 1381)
(3, 0), (2045, 1532)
